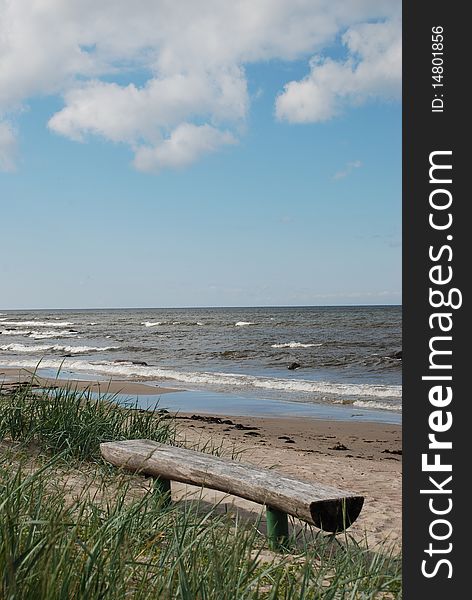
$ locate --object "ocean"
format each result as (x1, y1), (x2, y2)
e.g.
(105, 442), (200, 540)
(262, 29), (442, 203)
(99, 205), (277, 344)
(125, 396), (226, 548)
(0, 306), (401, 417)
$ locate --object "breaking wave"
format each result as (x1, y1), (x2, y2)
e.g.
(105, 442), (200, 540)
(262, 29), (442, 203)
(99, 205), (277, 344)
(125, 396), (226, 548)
(0, 320), (74, 328)
(353, 400), (402, 412)
(1, 329), (78, 339)
(271, 342), (323, 349)
(29, 331), (79, 340)
(1, 329), (32, 336)
(0, 356), (402, 404)
(0, 344), (119, 355)
(142, 321), (204, 327)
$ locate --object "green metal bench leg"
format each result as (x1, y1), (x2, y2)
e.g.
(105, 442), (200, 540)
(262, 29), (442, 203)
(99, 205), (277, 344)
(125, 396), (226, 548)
(153, 477), (172, 507)
(266, 506), (289, 551)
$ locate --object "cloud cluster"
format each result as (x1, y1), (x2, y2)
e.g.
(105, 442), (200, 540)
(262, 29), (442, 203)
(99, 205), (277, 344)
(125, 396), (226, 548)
(275, 18), (401, 122)
(0, 0), (401, 172)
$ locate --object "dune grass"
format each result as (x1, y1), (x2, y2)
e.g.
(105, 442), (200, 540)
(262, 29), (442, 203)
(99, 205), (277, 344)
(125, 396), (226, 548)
(0, 379), (402, 599)
(0, 378), (175, 461)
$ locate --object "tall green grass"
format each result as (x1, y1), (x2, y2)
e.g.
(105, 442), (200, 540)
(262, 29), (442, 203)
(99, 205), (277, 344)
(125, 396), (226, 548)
(0, 380), (175, 460)
(0, 458), (401, 599)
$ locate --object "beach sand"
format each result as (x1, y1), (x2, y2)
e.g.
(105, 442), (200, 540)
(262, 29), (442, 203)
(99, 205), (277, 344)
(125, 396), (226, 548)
(0, 369), (402, 549)
(172, 413), (402, 549)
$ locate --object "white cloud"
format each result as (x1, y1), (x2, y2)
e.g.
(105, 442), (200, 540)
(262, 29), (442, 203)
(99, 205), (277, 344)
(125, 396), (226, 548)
(133, 123), (236, 172)
(333, 159), (362, 180)
(0, 0), (401, 171)
(0, 121), (17, 172)
(48, 67), (248, 145)
(275, 17), (401, 123)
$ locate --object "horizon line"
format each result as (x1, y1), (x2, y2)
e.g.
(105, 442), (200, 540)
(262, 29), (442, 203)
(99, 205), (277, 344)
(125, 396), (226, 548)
(1, 303), (403, 311)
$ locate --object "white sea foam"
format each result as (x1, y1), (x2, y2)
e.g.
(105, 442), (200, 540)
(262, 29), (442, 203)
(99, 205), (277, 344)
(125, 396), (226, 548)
(353, 400), (402, 412)
(142, 321), (161, 327)
(0, 344), (118, 354)
(0, 320), (74, 328)
(235, 321), (255, 327)
(271, 342), (322, 349)
(29, 331), (78, 339)
(1, 329), (32, 336)
(0, 357), (402, 404)
(1, 328), (78, 339)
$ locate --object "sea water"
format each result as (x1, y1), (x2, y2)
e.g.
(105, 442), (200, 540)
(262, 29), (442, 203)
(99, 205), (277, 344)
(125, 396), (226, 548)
(1, 306), (401, 416)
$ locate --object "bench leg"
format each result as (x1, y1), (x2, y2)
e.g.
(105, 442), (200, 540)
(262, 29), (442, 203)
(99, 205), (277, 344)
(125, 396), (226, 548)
(153, 477), (172, 507)
(266, 506), (289, 551)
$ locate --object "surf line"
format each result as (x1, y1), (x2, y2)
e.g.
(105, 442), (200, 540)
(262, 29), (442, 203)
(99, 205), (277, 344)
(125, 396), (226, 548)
(419, 150), (462, 580)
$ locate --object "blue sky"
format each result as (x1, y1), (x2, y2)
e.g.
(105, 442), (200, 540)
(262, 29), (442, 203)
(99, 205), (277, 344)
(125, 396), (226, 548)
(0, 1), (401, 309)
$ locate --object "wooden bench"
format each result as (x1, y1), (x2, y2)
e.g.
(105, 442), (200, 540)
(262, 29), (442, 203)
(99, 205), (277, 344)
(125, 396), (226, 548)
(100, 439), (364, 549)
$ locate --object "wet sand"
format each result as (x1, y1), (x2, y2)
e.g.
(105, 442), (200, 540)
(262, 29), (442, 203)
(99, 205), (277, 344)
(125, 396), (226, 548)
(0, 367), (179, 395)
